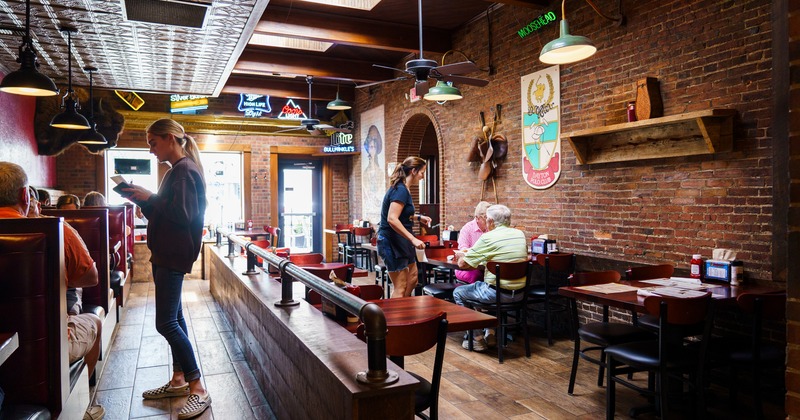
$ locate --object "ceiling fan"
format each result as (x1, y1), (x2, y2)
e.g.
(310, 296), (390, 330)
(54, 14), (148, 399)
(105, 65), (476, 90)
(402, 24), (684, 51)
(274, 76), (352, 135)
(357, 0), (488, 96)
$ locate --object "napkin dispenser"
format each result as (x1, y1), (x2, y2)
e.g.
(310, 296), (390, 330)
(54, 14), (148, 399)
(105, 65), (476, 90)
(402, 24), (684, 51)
(441, 230), (459, 241)
(704, 259), (742, 282)
(531, 238), (557, 255)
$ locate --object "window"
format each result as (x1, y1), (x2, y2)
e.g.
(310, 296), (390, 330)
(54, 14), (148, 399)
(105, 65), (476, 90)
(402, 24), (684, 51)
(105, 149), (244, 233)
(200, 151), (243, 231)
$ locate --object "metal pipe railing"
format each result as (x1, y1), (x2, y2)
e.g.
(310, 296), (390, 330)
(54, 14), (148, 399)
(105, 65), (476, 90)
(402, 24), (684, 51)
(216, 228), (397, 385)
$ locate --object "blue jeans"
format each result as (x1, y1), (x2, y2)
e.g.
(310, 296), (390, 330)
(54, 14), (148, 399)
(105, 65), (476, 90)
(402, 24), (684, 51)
(453, 281), (523, 337)
(153, 264), (201, 382)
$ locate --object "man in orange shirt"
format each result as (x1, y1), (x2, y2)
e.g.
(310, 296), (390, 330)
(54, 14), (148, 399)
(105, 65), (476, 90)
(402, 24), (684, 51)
(1, 162), (105, 420)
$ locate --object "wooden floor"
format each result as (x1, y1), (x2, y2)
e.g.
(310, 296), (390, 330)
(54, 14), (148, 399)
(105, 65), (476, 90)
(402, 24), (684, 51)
(94, 276), (784, 419)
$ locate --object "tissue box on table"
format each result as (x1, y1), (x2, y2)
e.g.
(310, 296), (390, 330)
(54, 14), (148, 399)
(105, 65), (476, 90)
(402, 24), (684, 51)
(704, 248), (740, 282)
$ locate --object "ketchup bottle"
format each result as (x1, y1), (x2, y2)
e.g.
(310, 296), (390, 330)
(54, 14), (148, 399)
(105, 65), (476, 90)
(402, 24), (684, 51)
(690, 254), (703, 279)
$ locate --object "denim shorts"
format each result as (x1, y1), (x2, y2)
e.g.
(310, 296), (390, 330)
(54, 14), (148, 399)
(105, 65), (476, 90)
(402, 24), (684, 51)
(377, 234), (414, 272)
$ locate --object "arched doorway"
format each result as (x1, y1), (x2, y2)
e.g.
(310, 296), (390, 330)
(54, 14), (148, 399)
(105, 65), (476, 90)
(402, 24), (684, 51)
(396, 111), (444, 236)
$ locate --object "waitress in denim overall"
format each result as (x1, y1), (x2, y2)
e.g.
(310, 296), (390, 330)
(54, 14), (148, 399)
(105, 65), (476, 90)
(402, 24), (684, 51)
(377, 156), (432, 298)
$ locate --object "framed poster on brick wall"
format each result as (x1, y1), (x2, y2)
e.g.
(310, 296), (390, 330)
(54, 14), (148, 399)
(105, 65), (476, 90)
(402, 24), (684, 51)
(521, 66), (561, 189)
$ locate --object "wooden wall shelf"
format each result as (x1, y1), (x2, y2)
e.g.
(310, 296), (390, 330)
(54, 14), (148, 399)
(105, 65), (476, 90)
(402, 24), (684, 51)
(563, 109), (736, 164)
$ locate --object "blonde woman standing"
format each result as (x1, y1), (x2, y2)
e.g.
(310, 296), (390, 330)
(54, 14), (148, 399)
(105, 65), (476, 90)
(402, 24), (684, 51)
(377, 156), (432, 298)
(122, 119), (210, 419)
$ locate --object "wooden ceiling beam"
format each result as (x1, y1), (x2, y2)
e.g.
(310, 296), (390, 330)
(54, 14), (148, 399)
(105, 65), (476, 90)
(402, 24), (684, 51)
(233, 50), (396, 83)
(255, 6), (452, 54)
(487, 0), (551, 7)
(221, 75), (356, 101)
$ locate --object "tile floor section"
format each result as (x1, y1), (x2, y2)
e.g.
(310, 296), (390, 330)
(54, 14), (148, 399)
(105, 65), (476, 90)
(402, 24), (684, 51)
(94, 280), (276, 420)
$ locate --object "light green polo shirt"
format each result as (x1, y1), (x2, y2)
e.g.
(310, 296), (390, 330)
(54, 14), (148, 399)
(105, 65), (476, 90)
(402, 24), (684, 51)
(462, 225), (529, 290)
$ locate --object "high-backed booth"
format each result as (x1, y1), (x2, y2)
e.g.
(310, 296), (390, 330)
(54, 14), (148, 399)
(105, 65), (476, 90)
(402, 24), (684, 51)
(0, 217), (90, 419)
(43, 208), (117, 361)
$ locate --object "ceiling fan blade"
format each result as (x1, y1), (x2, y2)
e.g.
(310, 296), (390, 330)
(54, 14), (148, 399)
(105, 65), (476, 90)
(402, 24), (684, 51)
(433, 61), (479, 76)
(373, 64), (410, 74)
(356, 76), (411, 89)
(317, 124), (352, 133)
(273, 127), (303, 134)
(441, 75), (489, 87)
(415, 80), (429, 96)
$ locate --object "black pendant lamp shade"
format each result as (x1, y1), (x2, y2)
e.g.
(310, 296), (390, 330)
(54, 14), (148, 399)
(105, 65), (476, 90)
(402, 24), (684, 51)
(77, 66), (107, 145)
(50, 27), (90, 130)
(0, 0), (58, 96)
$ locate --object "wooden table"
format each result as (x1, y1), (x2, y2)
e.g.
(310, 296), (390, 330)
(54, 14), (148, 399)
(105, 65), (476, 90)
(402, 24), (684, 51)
(232, 229), (270, 241)
(0, 332), (19, 366)
(296, 262), (368, 278)
(346, 295), (496, 333)
(559, 279), (783, 312)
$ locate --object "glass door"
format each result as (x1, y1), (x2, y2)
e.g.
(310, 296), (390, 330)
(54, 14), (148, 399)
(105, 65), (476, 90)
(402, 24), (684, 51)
(278, 158), (322, 253)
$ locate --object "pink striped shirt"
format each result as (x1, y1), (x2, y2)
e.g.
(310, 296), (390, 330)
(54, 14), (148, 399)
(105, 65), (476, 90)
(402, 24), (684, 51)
(455, 218), (485, 283)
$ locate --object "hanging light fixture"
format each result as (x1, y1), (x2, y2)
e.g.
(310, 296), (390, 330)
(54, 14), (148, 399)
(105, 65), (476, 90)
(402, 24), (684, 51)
(0, 0), (58, 96)
(539, 0), (624, 65)
(326, 84), (351, 110)
(423, 81), (462, 101)
(50, 27), (91, 130)
(77, 66), (107, 145)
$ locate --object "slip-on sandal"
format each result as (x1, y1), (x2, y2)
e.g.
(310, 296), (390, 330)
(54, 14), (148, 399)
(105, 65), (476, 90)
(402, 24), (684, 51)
(142, 382), (190, 399)
(178, 393), (212, 419)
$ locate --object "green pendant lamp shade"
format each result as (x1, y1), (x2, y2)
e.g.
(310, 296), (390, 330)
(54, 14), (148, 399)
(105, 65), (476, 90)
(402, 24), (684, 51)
(539, 19), (596, 65)
(0, 0), (58, 96)
(327, 85), (351, 110)
(78, 66), (107, 145)
(50, 28), (90, 130)
(423, 81), (462, 101)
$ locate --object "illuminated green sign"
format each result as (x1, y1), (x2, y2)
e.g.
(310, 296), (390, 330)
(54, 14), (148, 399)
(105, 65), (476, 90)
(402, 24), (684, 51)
(517, 11), (556, 39)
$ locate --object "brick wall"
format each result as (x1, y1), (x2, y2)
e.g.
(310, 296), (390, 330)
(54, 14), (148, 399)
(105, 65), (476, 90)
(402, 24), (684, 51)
(355, 0), (777, 283)
(784, 0), (799, 416)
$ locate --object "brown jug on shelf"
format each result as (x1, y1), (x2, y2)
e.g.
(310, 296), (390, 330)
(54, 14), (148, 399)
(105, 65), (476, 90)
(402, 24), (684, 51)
(635, 77), (663, 121)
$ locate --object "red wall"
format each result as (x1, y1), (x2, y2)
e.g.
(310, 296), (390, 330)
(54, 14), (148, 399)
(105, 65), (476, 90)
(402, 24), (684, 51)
(0, 72), (56, 186)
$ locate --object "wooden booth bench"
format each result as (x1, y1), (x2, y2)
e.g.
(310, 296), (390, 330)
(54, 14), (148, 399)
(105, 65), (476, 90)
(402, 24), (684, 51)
(0, 217), (91, 419)
(43, 208), (118, 363)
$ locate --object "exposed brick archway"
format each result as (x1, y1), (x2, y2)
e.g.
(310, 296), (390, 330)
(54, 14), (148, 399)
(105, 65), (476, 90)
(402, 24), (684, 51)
(395, 107), (447, 226)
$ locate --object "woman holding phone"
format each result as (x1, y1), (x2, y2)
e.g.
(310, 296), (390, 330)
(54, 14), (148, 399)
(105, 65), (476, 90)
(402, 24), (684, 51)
(122, 118), (211, 419)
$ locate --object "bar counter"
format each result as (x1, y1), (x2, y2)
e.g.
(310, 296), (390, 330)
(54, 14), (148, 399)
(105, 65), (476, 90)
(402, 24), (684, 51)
(205, 244), (418, 419)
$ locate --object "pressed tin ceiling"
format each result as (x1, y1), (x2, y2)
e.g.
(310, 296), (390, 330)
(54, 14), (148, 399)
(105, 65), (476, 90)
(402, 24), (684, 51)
(0, 0), (267, 95)
(0, 0), (549, 99)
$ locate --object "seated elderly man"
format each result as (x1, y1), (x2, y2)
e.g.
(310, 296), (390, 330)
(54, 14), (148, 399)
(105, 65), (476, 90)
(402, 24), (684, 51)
(453, 204), (528, 351)
(0, 162), (105, 420)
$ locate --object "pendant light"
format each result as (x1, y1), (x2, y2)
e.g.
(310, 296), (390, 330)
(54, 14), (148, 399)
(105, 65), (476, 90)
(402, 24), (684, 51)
(0, 0), (59, 96)
(50, 27), (91, 130)
(423, 81), (462, 101)
(77, 66), (107, 145)
(539, 0), (624, 65)
(326, 84), (351, 110)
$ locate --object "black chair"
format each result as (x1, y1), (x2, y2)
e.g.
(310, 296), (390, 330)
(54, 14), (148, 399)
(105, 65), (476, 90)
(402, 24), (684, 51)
(719, 292), (786, 419)
(333, 223), (352, 262)
(420, 248), (458, 301)
(566, 270), (654, 395)
(626, 263), (675, 331)
(465, 260), (533, 363)
(358, 312), (448, 420)
(530, 253), (575, 346)
(605, 293), (715, 420)
(345, 227), (373, 270)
